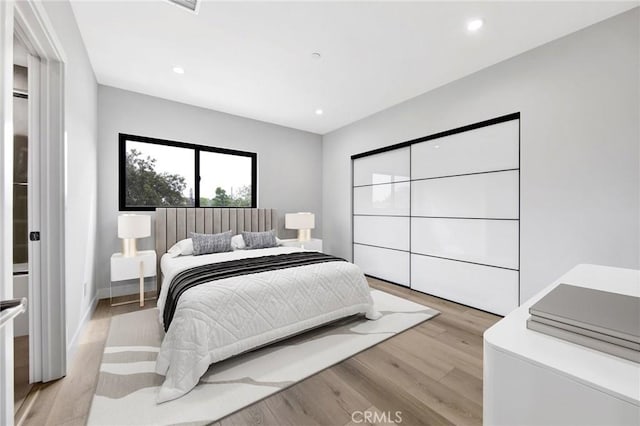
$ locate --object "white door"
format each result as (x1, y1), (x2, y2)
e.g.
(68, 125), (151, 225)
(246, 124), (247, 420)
(26, 52), (42, 384)
(0, 2), (17, 424)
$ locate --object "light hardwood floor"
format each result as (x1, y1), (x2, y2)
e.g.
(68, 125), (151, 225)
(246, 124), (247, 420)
(15, 278), (500, 426)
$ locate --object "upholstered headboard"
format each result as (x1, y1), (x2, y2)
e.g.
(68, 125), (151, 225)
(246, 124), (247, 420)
(155, 208), (278, 288)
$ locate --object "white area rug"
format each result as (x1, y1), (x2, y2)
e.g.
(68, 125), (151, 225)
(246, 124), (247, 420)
(88, 289), (439, 425)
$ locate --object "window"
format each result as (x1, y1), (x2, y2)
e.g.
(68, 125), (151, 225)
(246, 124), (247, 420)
(119, 134), (257, 211)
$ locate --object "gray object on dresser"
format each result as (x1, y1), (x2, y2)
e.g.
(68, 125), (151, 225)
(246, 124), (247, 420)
(527, 283), (640, 362)
(529, 283), (640, 344)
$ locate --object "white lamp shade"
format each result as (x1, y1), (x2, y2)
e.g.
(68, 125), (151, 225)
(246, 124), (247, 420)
(285, 212), (315, 230)
(118, 214), (151, 239)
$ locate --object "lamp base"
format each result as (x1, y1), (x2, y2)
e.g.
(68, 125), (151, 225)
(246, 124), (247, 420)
(122, 238), (138, 257)
(297, 229), (311, 242)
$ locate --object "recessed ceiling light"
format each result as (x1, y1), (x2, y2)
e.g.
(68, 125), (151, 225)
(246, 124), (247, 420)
(311, 52), (322, 60)
(467, 19), (483, 32)
(315, 109), (323, 115)
(434, 145), (440, 149)
(172, 66), (185, 74)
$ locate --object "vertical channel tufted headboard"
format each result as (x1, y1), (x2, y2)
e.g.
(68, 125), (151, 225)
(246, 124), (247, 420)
(154, 208), (278, 291)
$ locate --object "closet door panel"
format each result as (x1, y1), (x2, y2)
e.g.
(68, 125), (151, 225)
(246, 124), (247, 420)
(354, 216), (410, 251)
(354, 244), (409, 286)
(411, 120), (519, 179)
(353, 182), (410, 216)
(353, 147), (410, 187)
(411, 170), (518, 218)
(411, 218), (519, 269)
(411, 254), (518, 315)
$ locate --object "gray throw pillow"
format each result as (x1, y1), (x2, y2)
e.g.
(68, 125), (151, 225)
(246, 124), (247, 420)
(242, 230), (278, 249)
(190, 230), (232, 255)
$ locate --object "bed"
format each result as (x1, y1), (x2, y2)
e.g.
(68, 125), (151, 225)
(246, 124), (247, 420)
(153, 208), (379, 403)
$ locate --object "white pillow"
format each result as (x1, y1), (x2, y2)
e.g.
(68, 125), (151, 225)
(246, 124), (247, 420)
(167, 238), (193, 258)
(231, 234), (283, 250)
(231, 234), (246, 250)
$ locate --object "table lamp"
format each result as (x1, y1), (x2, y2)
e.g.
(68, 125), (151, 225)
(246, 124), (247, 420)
(285, 212), (315, 242)
(118, 214), (151, 257)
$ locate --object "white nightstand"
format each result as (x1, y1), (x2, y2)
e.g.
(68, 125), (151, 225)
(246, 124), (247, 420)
(110, 250), (157, 307)
(280, 238), (323, 252)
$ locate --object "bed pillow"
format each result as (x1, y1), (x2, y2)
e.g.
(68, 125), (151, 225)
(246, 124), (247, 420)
(231, 234), (282, 250)
(190, 230), (233, 255)
(167, 238), (194, 258)
(231, 234), (246, 250)
(242, 230), (278, 249)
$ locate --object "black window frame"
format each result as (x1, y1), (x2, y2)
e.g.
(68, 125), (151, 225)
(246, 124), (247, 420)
(119, 133), (257, 211)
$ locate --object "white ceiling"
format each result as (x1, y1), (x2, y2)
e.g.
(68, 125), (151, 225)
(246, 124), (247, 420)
(70, 1), (638, 134)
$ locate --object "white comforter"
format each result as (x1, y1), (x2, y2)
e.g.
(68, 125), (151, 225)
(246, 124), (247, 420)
(155, 246), (378, 403)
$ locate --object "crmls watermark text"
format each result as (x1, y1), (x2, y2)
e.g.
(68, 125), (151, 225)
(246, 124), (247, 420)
(351, 410), (403, 424)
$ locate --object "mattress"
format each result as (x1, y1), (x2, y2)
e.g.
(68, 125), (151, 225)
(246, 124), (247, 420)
(155, 246), (378, 402)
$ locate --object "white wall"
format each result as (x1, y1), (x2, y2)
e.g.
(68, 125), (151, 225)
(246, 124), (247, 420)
(323, 9), (640, 303)
(97, 86), (322, 294)
(40, 1), (99, 357)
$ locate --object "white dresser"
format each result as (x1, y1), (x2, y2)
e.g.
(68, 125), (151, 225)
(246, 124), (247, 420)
(483, 264), (640, 426)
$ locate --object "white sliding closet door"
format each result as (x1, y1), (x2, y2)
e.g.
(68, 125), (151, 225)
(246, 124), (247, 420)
(352, 114), (520, 316)
(410, 116), (520, 315)
(352, 147), (410, 286)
